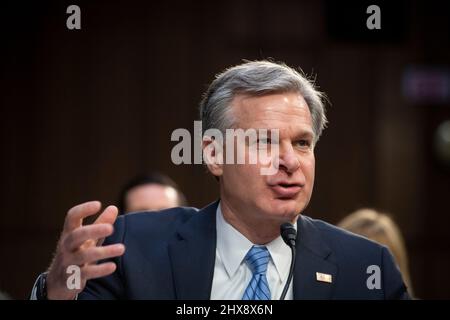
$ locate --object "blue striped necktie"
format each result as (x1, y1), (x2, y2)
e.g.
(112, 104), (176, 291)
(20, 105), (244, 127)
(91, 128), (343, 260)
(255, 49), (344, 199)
(242, 245), (271, 300)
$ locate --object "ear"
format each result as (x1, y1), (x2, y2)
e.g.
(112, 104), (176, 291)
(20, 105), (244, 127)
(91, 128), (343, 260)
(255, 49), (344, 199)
(202, 136), (223, 177)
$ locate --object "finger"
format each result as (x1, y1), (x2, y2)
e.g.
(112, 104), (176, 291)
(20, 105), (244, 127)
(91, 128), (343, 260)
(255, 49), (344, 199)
(64, 224), (114, 251)
(64, 201), (102, 232)
(96, 237), (106, 247)
(94, 206), (119, 246)
(94, 205), (118, 225)
(73, 244), (125, 265)
(82, 262), (117, 281)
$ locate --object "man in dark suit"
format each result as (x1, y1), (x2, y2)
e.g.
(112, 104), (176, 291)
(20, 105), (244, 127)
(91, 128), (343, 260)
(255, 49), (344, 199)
(31, 60), (410, 300)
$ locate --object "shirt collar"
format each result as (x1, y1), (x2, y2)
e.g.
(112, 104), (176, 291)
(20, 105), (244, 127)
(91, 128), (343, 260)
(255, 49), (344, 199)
(216, 202), (296, 283)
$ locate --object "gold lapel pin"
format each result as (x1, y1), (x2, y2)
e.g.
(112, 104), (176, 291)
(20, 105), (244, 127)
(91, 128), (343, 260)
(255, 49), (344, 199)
(316, 272), (332, 283)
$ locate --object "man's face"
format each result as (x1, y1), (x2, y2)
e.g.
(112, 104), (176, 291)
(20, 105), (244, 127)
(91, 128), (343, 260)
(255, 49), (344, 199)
(125, 183), (180, 212)
(217, 92), (316, 223)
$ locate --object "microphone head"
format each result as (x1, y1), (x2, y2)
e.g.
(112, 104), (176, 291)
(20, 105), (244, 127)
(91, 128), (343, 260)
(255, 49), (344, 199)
(280, 222), (297, 248)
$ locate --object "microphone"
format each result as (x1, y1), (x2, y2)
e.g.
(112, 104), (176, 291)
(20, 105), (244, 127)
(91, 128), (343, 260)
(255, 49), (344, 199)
(279, 222), (297, 300)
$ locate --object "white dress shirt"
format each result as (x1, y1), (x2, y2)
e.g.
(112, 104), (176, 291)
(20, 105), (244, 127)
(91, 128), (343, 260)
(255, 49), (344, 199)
(210, 203), (294, 300)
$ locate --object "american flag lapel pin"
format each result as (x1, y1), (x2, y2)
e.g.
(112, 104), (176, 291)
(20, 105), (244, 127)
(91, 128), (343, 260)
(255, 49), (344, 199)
(316, 272), (332, 283)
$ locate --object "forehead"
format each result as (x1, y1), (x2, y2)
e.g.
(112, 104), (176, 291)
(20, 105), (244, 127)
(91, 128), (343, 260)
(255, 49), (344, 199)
(230, 92), (313, 136)
(127, 184), (177, 200)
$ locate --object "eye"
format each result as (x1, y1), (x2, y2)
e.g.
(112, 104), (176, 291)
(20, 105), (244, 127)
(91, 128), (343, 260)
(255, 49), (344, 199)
(295, 139), (311, 148)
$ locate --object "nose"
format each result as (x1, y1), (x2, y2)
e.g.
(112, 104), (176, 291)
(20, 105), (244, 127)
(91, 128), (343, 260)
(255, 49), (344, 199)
(278, 143), (300, 173)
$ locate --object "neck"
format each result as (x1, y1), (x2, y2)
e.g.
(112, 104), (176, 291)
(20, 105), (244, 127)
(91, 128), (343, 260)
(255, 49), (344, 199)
(220, 199), (286, 245)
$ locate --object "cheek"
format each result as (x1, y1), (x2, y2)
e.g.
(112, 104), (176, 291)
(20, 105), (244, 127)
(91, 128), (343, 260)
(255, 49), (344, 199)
(304, 157), (315, 188)
(233, 164), (269, 197)
(223, 164), (260, 189)
(299, 154), (315, 184)
(308, 158), (315, 179)
(242, 164), (265, 184)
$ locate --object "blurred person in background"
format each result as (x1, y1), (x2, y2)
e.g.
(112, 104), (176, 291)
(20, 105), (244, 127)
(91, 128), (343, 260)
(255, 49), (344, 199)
(0, 290), (11, 300)
(117, 172), (187, 214)
(338, 208), (414, 298)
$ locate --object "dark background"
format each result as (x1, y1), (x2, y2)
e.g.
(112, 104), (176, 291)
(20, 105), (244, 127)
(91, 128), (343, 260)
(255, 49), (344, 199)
(1, 0), (449, 299)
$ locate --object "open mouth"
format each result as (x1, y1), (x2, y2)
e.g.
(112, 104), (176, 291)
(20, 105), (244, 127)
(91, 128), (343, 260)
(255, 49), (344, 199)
(269, 183), (302, 198)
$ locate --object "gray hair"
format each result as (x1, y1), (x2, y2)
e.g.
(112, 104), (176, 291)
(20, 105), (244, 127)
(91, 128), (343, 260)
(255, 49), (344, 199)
(199, 60), (328, 144)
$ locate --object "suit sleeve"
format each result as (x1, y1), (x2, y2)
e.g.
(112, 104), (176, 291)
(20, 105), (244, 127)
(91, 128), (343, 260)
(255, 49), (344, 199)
(381, 246), (411, 300)
(77, 216), (127, 300)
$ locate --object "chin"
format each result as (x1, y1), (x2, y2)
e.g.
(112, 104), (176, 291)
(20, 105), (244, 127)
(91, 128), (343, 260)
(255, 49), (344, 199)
(265, 199), (302, 221)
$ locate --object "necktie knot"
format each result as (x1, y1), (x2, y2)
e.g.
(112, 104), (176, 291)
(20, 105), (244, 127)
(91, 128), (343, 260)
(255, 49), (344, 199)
(245, 245), (270, 275)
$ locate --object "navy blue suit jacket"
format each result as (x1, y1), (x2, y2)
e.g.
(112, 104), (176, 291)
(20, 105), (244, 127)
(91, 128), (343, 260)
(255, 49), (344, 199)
(79, 201), (410, 299)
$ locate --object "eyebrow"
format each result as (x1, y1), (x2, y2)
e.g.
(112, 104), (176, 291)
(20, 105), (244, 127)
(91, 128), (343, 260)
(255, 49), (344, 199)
(295, 130), (315, 140)
(246, 127), (315, 140)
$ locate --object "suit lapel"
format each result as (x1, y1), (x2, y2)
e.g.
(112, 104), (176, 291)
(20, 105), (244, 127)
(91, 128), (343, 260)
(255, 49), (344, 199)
(168, 201), (218, 299)
(168, 202), (337, 300)
(293, 215), (338, 299)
